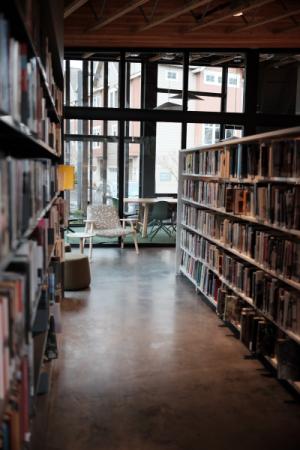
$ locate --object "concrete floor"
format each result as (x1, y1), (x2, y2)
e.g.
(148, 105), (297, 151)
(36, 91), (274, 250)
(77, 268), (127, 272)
(42, 248), (300, 450)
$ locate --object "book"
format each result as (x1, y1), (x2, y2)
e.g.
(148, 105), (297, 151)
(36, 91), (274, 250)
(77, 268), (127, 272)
(276, 339), (300, 381)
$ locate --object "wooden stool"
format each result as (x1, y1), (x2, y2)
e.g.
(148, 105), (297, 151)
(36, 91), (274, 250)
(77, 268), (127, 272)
(64, 254), (91, 291)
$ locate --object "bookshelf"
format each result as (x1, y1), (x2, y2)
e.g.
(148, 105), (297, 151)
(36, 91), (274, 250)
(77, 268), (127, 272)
(0, 0), (64, 448)
(176, 126), (300, 392)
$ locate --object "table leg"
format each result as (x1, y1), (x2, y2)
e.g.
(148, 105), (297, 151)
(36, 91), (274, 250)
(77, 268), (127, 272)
(142, 204), (149, 238)
(79, 237), (84, 254)
(89, 236), (93, 261)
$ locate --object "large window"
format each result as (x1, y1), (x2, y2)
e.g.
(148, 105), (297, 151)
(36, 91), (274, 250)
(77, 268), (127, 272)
(66, 50), (290, 235)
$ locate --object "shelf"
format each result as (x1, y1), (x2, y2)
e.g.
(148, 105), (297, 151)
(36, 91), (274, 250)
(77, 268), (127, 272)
(179, 265), (217, 308)
(181, 126), (300, 154)
(181, 223), (300, 292)
(31, 284), (45, 329)
(0, 193), (60, 271)
(180, 247), (300, 346)
(34, 331), (49, 395)
(33, 309), (50, 336)
(0, 115), (60, 158)
(24, 192), (61, 239)
(264, 355), (300, 395)
(182, 173), (300, 185)
(180, 247), (300, 393)
(181, 197), (300, 238)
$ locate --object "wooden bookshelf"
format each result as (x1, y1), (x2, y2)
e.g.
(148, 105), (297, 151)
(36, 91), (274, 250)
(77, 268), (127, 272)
(177, 126), (300, 389)
(0, 116), (60, 158)
(181, 197), (300, 238)
(0, 0), (64, 447)
(181, 222), (300, 292)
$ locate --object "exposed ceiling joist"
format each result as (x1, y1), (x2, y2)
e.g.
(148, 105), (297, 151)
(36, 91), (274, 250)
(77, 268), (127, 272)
(64, 0), (89, 19)
(211, 55), (238, 65)
(274, 56), (298, 67)
(83, 52), (96, 59)
(137, 0), (213, 32)
(277, 0), (298, 26)
(232, 6), (300, 33)
(86, 0), (151, 32)
(184, 0), (275, 33)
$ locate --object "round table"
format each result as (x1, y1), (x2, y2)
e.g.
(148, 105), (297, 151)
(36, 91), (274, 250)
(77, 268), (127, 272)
(66, 232), (96, 261)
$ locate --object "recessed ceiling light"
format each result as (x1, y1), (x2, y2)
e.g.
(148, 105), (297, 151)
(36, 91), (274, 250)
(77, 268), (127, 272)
(233, 11), (243, 16)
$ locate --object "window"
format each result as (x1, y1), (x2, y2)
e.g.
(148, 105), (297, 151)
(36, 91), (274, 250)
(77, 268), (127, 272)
(166, 70), (177, 81)
(92, 125), (101, 149)
(110, 123), (118, 136)
(225, 127), (243, 140)
(93, 95), (101, 107)
(93, 126), (101, 135)
(108, 89), (118, 107)
(228, 74), (240, 87)
(225, 129), (234, 140)
(206, 74), (215, 83)
(204, 71), (222, 86)
(203, 124), (220, 145)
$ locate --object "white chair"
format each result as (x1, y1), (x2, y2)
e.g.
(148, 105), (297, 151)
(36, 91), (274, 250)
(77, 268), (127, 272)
(84, 204), (139, 254)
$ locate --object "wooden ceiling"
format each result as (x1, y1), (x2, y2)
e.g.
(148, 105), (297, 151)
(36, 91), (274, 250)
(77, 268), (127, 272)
(64, 0), (300, 49)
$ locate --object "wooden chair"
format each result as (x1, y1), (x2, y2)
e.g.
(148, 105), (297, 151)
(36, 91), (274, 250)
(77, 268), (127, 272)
(84, 204), (139, 254)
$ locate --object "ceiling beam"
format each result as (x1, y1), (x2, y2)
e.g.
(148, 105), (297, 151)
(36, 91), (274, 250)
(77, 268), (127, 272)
(83, 52), (96, 59)
(86, 0), (151, 32)
(211, 55), (239, 65)
(64, 0), (89, 19)
(231, 6), (300, 33)
(273, 56), (298, 67)
(137, 0), (213, 32)
(183, 0), (275, 33)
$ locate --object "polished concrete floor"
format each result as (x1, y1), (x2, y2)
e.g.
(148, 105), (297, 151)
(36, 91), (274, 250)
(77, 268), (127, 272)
(43, 248), (300, 450)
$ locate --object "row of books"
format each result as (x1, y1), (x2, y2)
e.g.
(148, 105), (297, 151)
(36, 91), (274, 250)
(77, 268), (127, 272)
(0, 236), (65, 444)
(217, 291), (300, 380)
(181, 251), (221, 304)
(0, 14), (62, 153)
(18, 0), (64, 116)
(0, 157), (58, 260)
(1, 358), (30, 450)
(19, 0), (62, 93)
(41, 37), (63, 117)
(180, 244), (300, 335)
(217, 288), (300, 381)
(183, 179), (300, 230)
(182, 252), (300, 381)
(181, 206), (300, 282)
(183, 140), (300, 179)
(0, 272), (61, 449)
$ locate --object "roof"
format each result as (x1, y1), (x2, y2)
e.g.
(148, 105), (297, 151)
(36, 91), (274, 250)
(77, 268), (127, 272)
(64, 0), (300, 49)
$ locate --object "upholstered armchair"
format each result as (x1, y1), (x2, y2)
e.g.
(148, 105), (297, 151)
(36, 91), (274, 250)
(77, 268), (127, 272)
(84, 204), (139, 254)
